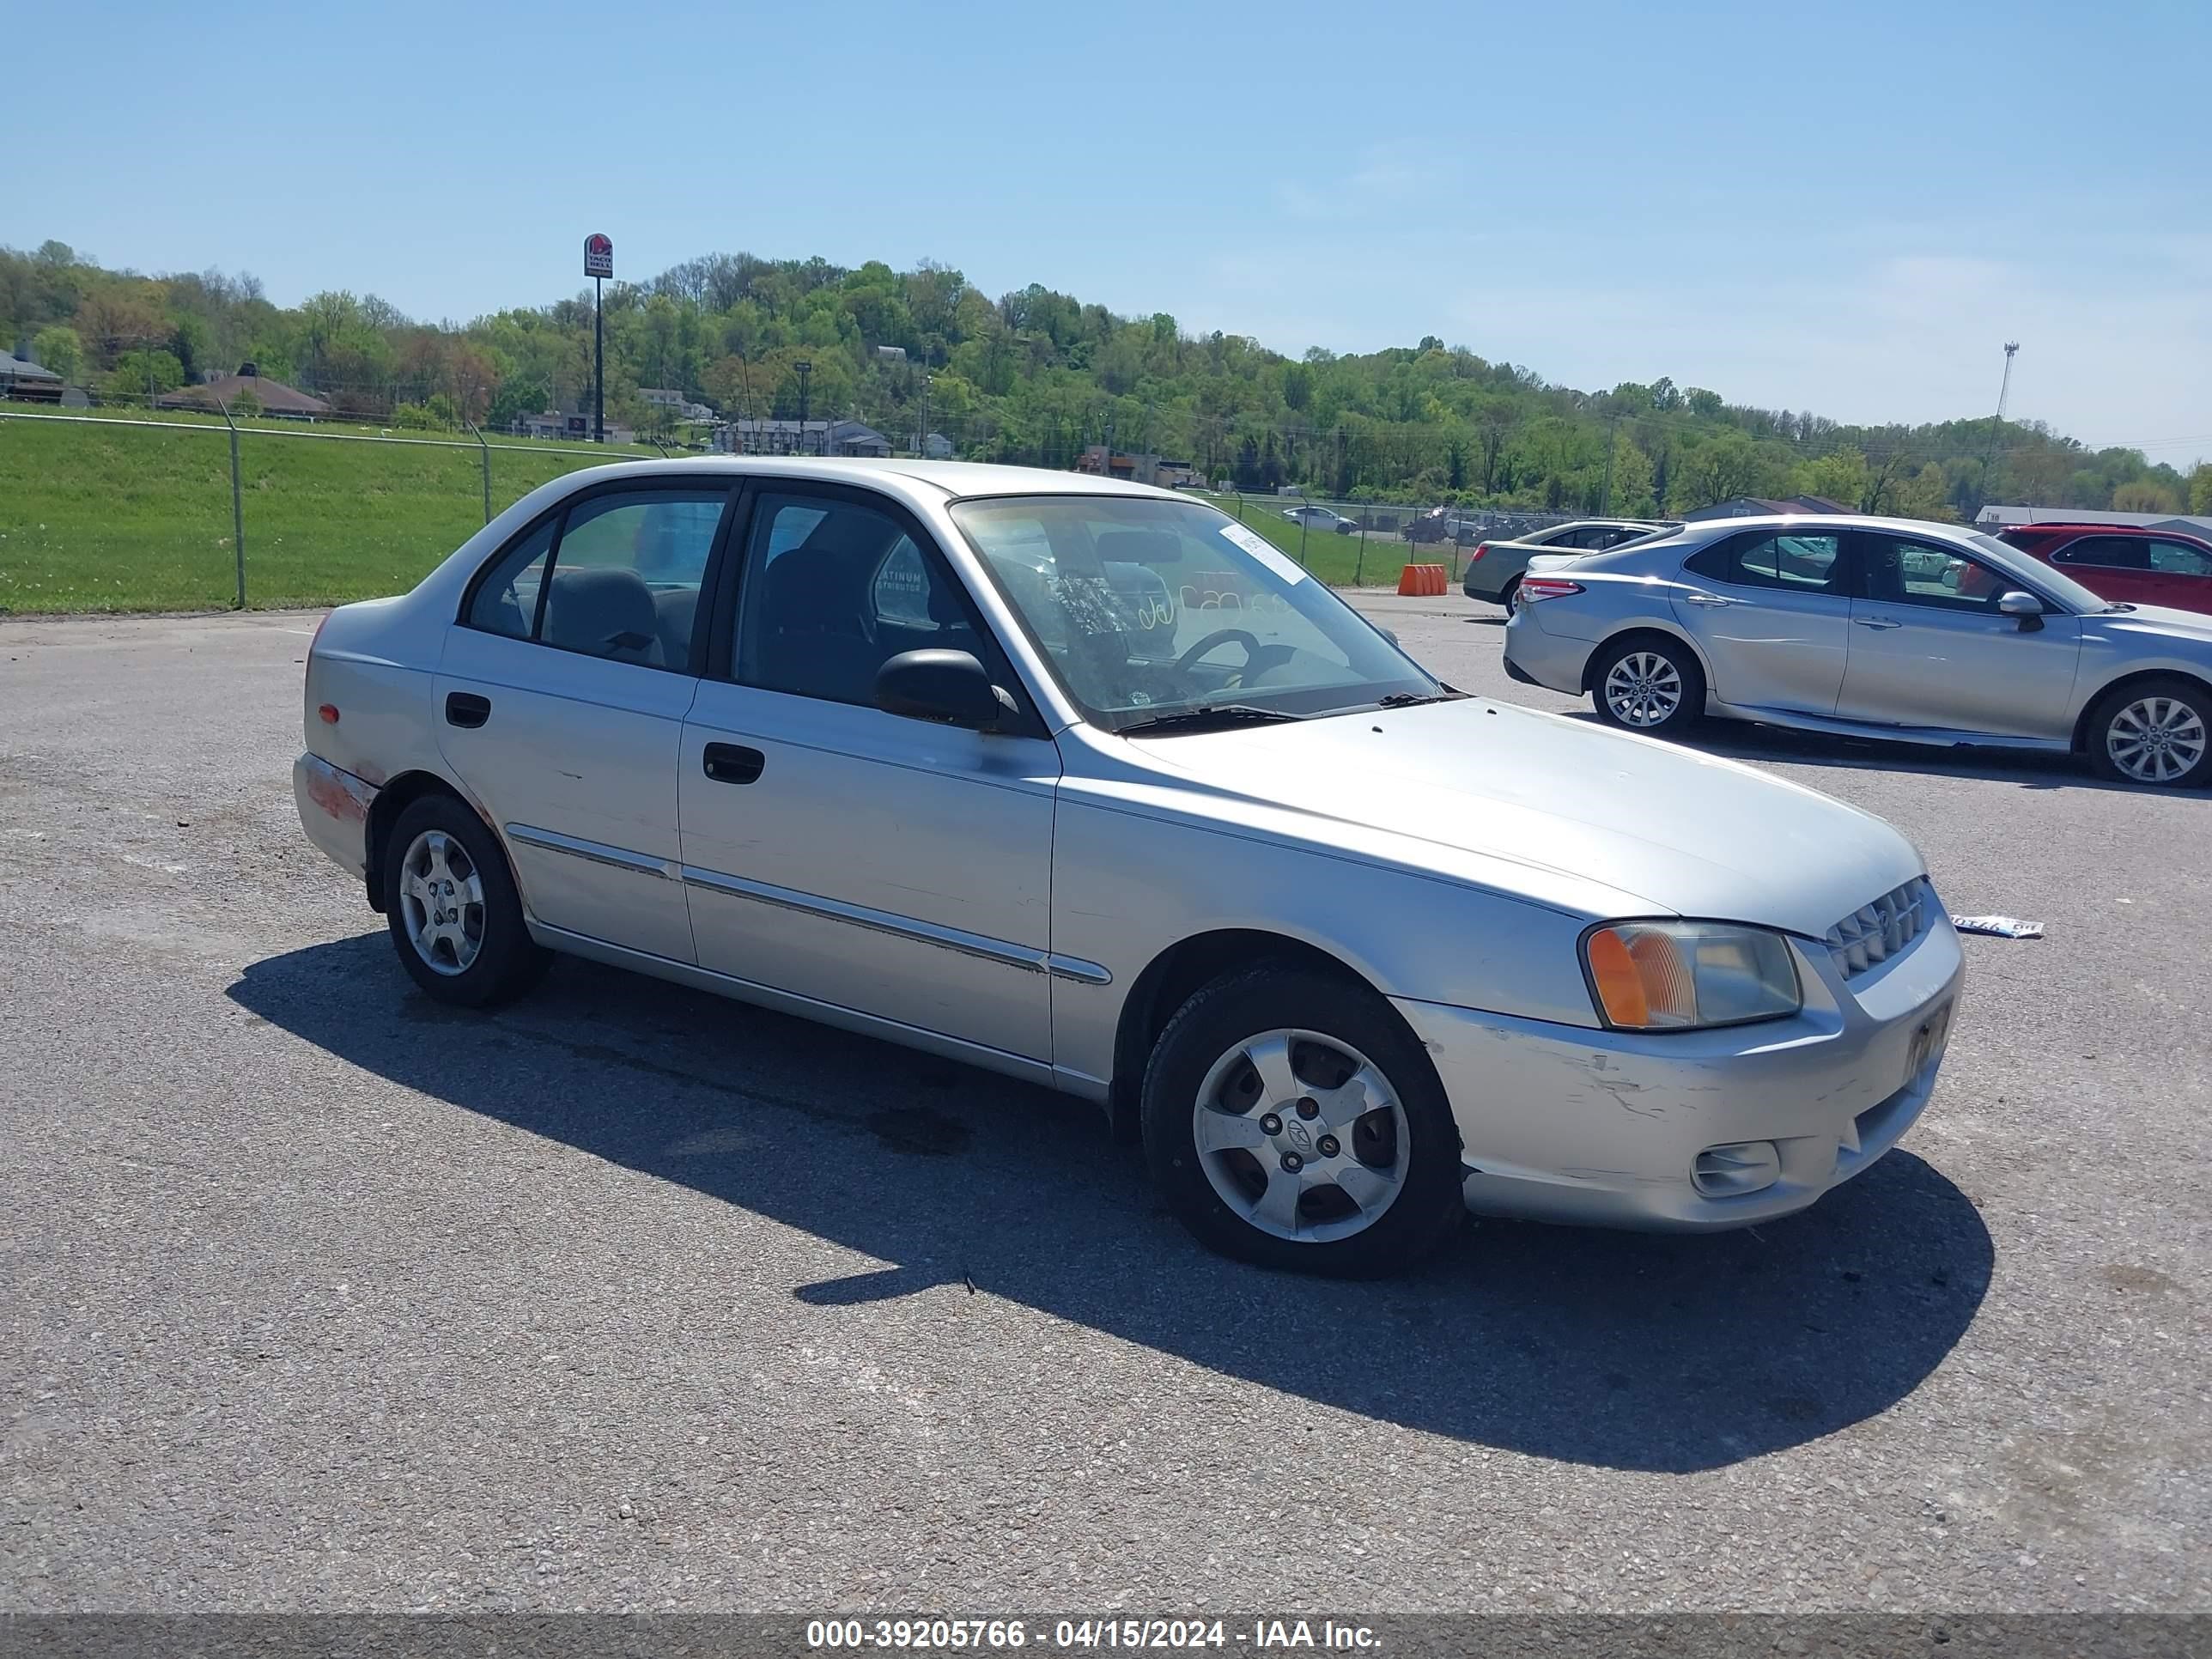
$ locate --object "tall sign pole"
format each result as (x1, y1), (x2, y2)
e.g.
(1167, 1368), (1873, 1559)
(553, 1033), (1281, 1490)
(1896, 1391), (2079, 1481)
(584, 234), (615, 442)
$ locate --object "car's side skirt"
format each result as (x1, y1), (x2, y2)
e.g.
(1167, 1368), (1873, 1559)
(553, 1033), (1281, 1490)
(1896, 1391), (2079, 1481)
(525, 921), (1112, 1103)
(1709, 701), (2074, 751)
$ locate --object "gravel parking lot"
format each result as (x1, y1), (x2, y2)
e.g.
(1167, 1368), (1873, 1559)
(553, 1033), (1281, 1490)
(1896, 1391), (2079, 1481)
(2, 599), (2207, 1613)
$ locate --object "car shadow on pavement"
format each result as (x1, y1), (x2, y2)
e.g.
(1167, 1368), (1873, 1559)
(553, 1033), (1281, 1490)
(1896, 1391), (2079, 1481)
(229, 935), (1992, 1475)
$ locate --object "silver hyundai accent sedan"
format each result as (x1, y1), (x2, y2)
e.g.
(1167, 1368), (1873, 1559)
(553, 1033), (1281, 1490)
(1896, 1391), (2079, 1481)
(295, 459), (1961, 1276)
(1501, 513), (2212, 787)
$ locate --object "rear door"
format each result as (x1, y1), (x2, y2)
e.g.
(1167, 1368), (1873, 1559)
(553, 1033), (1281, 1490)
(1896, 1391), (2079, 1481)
(1668, 528), (1853, 714)
(434, 481), (735, 963)
(1834, 530), (2082, 738)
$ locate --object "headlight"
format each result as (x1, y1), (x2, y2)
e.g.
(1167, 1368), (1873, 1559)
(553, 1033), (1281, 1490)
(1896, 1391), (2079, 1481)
(1582, 921), (1802, 1030)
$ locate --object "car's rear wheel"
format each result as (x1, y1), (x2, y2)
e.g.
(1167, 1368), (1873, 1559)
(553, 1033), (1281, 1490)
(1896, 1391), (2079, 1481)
(2087, 677), (2212, 788)
(1591, 634), (1705, 737)
(1499, 574), (1523, 613)
(1141, 966), (1465, 1276)
(382, 793), (550, 1006)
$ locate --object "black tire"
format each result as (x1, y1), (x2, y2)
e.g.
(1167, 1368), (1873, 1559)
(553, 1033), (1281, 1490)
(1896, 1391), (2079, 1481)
(2085, 676), (2212, 788)
(1589, 632), (1706, 738)
(380, 793), (550, 1007)
(1140, 965), (1466, 1277)
(1499, 574), (1522, 613)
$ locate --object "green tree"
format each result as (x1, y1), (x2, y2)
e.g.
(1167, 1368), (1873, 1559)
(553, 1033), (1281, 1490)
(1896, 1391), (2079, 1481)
(107, 349), (184, 399)
(1607, 433), (1656, 516)
(2190, 464), (2212, 515)
(2113, 479), (2181, 514)
(30, 324), (82, 382)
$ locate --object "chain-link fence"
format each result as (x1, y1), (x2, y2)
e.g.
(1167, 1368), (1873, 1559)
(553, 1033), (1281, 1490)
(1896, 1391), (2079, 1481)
(0, 404), (1611, 614)
(0, 407), (673, 613)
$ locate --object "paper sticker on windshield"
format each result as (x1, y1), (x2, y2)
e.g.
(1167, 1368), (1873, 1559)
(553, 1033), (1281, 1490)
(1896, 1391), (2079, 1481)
(1220, 523), (1309, 585)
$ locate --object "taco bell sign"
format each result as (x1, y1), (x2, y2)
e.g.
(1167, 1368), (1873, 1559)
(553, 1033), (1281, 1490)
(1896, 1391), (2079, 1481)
(584, 233), (614, 280)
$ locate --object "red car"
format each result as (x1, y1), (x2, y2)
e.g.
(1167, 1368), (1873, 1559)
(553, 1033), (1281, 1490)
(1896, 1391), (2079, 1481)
(1996, 522), (2212, 616)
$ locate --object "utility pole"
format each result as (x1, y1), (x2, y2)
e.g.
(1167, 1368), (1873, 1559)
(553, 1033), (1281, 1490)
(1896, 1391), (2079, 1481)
(794, 360), (813, 453)
(1979, 342), (2020, 516)
(919, 372), (932, 458)
(1601, 412), (1620, 516)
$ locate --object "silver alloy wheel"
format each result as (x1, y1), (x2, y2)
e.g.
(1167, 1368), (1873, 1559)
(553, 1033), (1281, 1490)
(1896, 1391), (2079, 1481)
(1603, 649), (1684, 727)
(2106, 696), (2208, 784)
(398, 829), (488, 976)
(1192, 1028), (1411, 1243)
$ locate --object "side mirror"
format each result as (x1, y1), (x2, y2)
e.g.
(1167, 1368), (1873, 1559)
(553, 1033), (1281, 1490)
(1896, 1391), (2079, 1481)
(876, 649), (1006, 729)
(1997, 590), (2045, 632)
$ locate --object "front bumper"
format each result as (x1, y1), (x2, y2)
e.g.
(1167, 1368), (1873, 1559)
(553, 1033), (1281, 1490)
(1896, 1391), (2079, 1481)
(1393, 917), (1964, 1231)
(293, 752), (377, 879)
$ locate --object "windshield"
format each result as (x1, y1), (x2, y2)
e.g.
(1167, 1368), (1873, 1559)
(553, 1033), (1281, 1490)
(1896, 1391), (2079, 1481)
(951, 495), (1441, 729)
(1964, 530), (2109, 611)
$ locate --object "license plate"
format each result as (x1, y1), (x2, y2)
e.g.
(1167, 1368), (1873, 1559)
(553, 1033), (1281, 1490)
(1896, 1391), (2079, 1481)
(1905, 1002), (1953, 1084)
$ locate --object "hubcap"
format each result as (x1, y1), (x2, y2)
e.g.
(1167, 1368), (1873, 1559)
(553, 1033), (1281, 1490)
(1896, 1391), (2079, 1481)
(1603, 650), (1682, 727)
(1191, 1029), (1411, 1243)
(2108, 696), (2207, 784)
(399, 830), (488, 975)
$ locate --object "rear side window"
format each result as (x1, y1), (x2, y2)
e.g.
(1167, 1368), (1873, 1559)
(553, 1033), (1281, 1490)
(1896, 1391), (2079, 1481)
(2053, 536), (2150, 571)
(466, 518), (555, 639)
(463, 487), (729, 672)
(1685, 531), (1844, 593)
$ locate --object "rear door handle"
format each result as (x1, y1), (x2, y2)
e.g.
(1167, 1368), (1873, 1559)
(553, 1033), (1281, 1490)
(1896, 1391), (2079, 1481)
(1853, 616), (1903, 630)
(445, 691), (491, 728)
(703, 743), (765, 786)
(1681, 592), (1737, 607)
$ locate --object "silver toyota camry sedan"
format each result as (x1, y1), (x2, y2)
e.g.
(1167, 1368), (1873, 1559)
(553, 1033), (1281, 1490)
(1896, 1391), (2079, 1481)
(1501, 513), (2212, 787)
(295, 460), (1960, 1275)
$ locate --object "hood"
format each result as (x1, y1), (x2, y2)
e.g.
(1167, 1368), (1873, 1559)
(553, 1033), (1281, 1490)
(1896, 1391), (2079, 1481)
(1127, 699), (1925, 938)
(2086, 604), (2212, 652)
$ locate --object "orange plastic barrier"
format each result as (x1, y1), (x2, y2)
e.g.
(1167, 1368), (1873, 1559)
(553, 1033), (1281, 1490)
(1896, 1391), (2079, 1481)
(1396, 563), (1448, 595)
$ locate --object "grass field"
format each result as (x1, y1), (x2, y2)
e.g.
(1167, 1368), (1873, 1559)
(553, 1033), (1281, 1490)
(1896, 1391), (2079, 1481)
(0, 410), (1449, 613)
(0, 411), (664, 613)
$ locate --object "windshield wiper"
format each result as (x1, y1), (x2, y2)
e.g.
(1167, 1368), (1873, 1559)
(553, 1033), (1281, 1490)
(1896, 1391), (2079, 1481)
(1116, 704), (1304, 736)
(1375, 690), (1462, 708)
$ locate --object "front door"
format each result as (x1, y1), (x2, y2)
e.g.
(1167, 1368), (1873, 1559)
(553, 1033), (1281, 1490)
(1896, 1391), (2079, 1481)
(1670, 527), (1852, 714)
(678, 484), (1060, 1063)
(434, 482), (733, 962)
(1834, 531), (2083, 739)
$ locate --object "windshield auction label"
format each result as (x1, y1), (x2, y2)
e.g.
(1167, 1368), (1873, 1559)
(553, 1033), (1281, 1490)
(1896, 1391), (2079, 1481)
(1219, 523), (1309, 586)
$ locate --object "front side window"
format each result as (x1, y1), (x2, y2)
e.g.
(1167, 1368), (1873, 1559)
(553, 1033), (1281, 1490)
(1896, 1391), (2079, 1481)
(464, 487), (727, 671)
(1686, 531), (1843, 593)
(951, 495), (1439, 728)
(2148, 538), (2212, 577)
(1862, 535), (2011, 613)
(736, 494), (984, 706)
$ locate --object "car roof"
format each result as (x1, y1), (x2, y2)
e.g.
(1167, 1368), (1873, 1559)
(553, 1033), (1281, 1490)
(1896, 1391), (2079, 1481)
(520, 454), (1185, 505)
(2002, 521), (2209, 541)
(1677, 514), (1974, 539)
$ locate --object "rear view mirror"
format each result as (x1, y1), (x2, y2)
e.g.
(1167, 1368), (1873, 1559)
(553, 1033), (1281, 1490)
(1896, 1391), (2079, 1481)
(877, 649), (1006, 729)
(1998, 590), (2045, 632)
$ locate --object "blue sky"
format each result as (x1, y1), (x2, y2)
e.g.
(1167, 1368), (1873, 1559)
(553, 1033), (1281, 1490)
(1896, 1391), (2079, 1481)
(13, 0), (2209, 463)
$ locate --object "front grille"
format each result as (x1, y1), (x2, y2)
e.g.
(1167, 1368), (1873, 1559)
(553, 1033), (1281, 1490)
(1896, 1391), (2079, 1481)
(1826, 878), (1933, 979)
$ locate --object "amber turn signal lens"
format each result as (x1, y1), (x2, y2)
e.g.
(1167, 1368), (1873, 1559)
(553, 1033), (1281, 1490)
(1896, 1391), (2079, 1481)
(1583, 921), (1802, 1030)
(1585, 927), (1650, 1028)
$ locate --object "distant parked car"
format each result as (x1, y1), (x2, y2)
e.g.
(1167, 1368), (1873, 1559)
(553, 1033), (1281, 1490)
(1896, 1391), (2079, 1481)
(1282, 504), (1358, 535)
(1403, 510), (1449, 544)
(1503, 514), (2212, 787)
(1463, 519), (1676, 608)
(1995, 523), (2212, 617)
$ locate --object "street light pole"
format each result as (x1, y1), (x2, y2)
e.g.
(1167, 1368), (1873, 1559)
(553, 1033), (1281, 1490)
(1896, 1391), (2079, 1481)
(1978, 341), (2020, 517)
(794, 359), (812, 454)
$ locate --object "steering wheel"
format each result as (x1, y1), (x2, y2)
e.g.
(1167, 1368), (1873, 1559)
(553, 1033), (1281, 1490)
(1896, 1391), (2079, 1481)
(1174, 628), (1262, 677)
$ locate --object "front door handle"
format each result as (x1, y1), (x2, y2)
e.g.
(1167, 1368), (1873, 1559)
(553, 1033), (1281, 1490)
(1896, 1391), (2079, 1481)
(445, 691), (491, 728)
(1853, 616), (1903, 630)
(1681, 592), (1737, 607)
(702, 743), (765, 786)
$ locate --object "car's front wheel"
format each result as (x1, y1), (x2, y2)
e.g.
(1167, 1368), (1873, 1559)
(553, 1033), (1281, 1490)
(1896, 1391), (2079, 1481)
(381, 793), (550, 1006)
(1590, 634), (1705, 737)
(2087, 677), (2212, 787)
(1141, 965), (1466, 1276)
